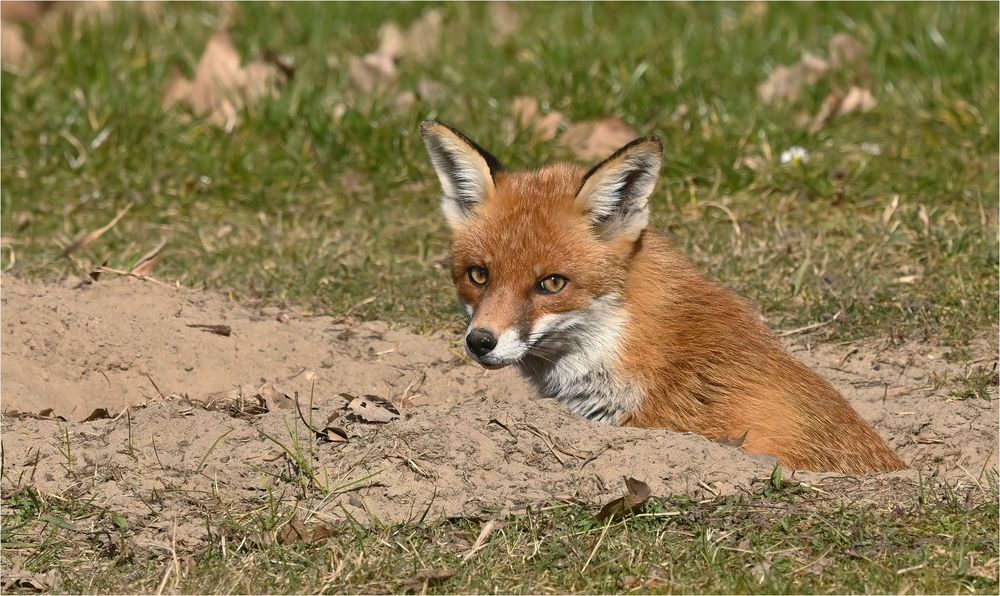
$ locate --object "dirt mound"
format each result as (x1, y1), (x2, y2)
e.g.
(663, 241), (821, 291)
(2, 276), (997, 540)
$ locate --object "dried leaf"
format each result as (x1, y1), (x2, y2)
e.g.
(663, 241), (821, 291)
(130, 239), (167, 277)
(1, 1), (47, 22)
(511, 95), (540, 124)
(596, 477), (652, 520)
(757, 54), (830, 105)
(186, 323), (232, 337)
(277, 514), (310, 545)
(82, 408), (111, 422)
(207, 382), (296, 417)
(1, 21), (30, 71)
(321, 426), (349, 443)
(488, 1), (521, 45)
(310, 525), (335, 542)
(559, 116), (639, 161)
(808, 87), (876, 133)
(393, 90), (417, 113)
(401, 9), (443, 62)
(339, 392), (400, 423)
(716, 430), (749, 448)
(1, 567), (55, 593)
(511, 96), (565, 141)
(828, 33), (871, 84)
(163, 30), (289, 130)
(401, 568), (455, 593)
(416, 78), (446, 103)
(462, 519), (504, 562)
(61, 203), (132, 257)
(347, 51), (396, 93)
(347, 9), (443, 92)
(837, 86), (876, 116)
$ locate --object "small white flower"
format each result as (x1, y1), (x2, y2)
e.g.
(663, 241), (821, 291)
(780, 146), (809, 165)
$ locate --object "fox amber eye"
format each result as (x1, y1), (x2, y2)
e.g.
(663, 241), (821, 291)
(537, 274), (568, 295)
(468, 266), (489, 287)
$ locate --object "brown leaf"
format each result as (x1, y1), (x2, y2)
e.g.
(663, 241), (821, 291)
(716, 430), (749, 448)
(277, 514), (310, 545)
(340, 393), (400, 423)
(828, 33), (871, 84)
(757, 54), (830, 105)
(401, 568), (455, 593)
(1, 1), (47, 22)
(187, 323), (232, 337)
(163, 30), (289, 131)
(808, 93), (843, 133)
(321, 426), (349, 443)
(206, 383), (298, 418)
(130, 239), (166, 277)
(837, 86), (876, 116)
(393, 90), (417, 113)
(1, 567), (55, 593)
(489, 1), (521, 45)
(401, 9), (443, 62)
(416, 78), (446, 103)
(347, 51), (396, 93)
(559, 116), (639, 161)
(61, 203), (132, 257)
(512, 96), (565, 141)
(511, 95), (540, 124)
(1, 21), (30, 71)
(808, 86), (876, 133)
(310, 525), (336, 542)
(82, 408), (111, 422)
(597, 477), (653, 520)
(347, 9), (442, 93)
(596, 477), (652, 520)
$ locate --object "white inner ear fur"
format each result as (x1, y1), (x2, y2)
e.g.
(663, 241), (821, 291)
(422, 128), (495, 229)
(575, 142), (662, 241)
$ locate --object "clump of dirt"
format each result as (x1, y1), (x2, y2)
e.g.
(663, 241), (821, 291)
(2, 276), (997, 544)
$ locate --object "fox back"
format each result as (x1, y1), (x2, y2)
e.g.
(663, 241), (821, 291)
(420, 120), (905, 475)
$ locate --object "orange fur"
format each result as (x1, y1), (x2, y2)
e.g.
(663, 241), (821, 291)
(422, 121), (905, 475)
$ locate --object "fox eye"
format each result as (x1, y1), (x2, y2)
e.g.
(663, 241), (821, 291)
(468, 266), (489, 287)
(537, 274), (568, 295)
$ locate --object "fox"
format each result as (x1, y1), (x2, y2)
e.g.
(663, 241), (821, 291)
(419, 119), (906, 475)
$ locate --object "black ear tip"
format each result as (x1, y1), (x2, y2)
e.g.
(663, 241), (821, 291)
(641, 136), (664, 153)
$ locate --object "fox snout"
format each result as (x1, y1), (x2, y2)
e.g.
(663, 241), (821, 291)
(463, 325), (527, 369)
(466, 327), (497, 358)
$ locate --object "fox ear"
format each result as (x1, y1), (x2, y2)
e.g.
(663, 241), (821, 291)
(420, 120), (505, 228)
(575, 136), (663, 242)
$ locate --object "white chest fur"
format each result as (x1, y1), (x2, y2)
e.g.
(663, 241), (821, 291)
(518, 295), (642, 424)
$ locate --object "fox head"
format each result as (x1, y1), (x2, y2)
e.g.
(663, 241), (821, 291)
(420, 120), (662, 370)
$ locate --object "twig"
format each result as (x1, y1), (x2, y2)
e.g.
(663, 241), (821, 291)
(146, 373), (165, 399)
(91, 265), (168, 286)
(520, 424), (565, 465)
(293, 391), (324, 437)
(581, 516), (613, 572)
(462, 520), (502, 563)
(777, 310), (843, 338)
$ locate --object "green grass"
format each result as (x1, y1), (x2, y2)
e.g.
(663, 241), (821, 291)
(2, 2), (998, 593)
(3, 476), (997, 594)
(2, 1), (996, 341)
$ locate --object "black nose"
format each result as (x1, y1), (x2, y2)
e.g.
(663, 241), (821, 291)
(466, 328), (498, 358)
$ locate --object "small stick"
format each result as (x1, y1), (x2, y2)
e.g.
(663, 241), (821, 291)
(777, 310), (843, 338)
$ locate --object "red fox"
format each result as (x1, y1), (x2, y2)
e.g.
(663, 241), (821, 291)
(420, 120), (905, 475)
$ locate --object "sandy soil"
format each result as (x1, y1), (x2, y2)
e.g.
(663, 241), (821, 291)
(2, 276), (996, 546)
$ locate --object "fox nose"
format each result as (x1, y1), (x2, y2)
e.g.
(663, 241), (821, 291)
(466, 328), (498, 358)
